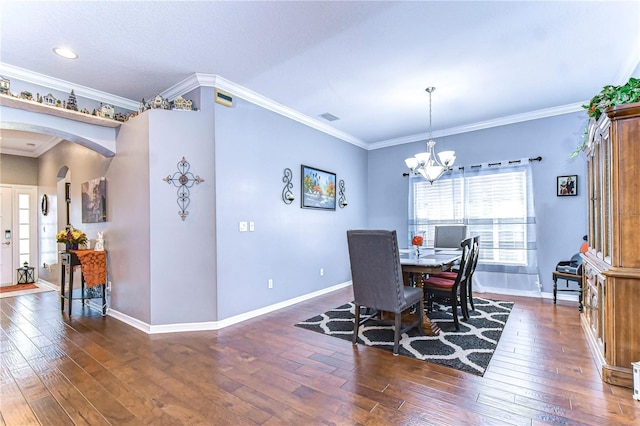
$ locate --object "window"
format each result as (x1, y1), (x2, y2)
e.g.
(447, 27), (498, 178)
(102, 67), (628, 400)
(409, 160), (540, 293)
(18, 193), (30, 265)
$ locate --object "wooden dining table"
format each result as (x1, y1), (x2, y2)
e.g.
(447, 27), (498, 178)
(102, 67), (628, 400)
(400, 249), (461, 336)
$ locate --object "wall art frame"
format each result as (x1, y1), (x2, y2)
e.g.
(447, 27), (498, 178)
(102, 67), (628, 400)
(557, 175), (577, 196)
(81, 177), (107, 223)
(301, 164), (336, 210)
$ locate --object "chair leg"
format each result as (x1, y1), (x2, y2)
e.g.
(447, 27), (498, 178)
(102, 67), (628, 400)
(451, 295), (460, 331)
(393, 313), (401, 355)
(460, 283), (469, 320)
(353, 304), (360, 345)
(468, 277), (475, 311)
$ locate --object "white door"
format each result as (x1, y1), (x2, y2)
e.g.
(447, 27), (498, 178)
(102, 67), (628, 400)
(0, 186), (14, 286)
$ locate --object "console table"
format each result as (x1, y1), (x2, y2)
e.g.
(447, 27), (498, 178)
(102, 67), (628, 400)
(60, 249), (107, 316)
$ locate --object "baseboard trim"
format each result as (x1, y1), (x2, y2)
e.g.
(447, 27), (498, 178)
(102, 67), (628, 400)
(107, 281), (352, 334)
(37, 278), (59, 290)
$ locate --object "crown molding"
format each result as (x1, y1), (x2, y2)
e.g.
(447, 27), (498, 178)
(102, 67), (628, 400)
(0, 63), (139, 110)
(369, 102), (587, 150)
(162, 72), (368, 149)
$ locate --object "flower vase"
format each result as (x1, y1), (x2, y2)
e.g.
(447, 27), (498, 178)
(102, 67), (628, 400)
(415, 246), (420, 258)
(65, 243), (78, 251)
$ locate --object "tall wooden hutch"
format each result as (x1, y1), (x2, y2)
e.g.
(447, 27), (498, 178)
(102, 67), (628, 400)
(581, 102), (640, 388)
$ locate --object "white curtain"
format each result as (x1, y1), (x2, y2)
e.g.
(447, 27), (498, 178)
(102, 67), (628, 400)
(408, 159), (541, 296)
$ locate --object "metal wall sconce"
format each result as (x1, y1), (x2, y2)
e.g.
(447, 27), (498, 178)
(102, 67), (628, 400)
(338, 179), (348, 208)
(163, 156), (205, 221)
(282, 168), (295, 204)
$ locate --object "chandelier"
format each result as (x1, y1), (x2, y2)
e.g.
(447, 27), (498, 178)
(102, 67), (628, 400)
(404, 87), (456, 184)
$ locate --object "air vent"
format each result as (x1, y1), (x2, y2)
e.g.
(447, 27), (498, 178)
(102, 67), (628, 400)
(319, 112), (340, 122)
(215, 89), (233, 107)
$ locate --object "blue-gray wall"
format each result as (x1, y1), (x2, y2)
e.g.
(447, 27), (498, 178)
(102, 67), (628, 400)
(214, 97), (368, 319)
(30, 84), (593, 325)
(368, 111), (588, 293)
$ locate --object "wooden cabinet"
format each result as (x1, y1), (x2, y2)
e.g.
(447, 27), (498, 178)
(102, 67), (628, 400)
(582, 102), (640, 389)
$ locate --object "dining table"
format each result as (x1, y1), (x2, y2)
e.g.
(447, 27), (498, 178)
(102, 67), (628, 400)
(399, 248), (462, 336)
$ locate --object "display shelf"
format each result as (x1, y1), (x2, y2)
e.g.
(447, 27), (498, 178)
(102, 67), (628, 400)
(0, 93), (122, 128)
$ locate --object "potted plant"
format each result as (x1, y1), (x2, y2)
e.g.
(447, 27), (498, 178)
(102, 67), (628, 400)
(56, 226), (88, 250)
(572, 77), (640, 157)
(583, 77), (640, 120)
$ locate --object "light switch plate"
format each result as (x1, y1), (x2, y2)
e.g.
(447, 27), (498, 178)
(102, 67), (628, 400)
(249, 221), (255, 232)
(239, 221), (248, 232)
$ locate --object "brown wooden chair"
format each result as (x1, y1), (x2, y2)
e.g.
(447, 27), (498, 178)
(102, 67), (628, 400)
(346, 229), (424, 355)
(422, 236), (474, 330)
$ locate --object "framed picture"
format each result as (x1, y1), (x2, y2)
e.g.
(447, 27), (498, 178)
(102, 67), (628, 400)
(301, 165), (336, 210)
(557, 175), (577, 196)
(81, 177), (107, 222)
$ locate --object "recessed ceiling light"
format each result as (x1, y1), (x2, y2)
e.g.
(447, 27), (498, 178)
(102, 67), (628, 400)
(53, 47), (78, 59)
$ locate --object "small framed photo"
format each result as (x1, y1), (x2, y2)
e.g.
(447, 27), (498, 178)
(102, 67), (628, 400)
(301, 165), (336, 210)
(557, 175), (577, 197)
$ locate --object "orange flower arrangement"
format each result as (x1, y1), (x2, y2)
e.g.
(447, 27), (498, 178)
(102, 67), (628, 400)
(412, 235), (423, 246)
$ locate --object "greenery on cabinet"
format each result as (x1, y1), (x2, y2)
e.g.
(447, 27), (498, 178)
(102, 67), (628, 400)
(571, 77), (640, 158)
(583, 77), (640, 120)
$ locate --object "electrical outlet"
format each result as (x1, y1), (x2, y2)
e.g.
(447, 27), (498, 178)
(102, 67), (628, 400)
(107, 281), (112, 290)
(239, 221), (248, 232)
(320, 268), (324, 276)
(249, 221), (255, 232)
(268, 279), (273, 289)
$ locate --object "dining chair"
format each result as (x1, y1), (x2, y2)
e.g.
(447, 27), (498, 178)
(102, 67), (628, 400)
(422, 236), (474, 330)
(434, 225), (467, 249)
(430, 235), (480, 313)
(346, 229), (424, 355)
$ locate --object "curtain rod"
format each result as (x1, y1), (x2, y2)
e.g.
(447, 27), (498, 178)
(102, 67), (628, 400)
(402, 156), (542, 177)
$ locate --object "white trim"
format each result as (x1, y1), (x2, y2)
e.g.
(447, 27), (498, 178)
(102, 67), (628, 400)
(36, 278), (58, 290)
(160, 73), (368, 149)
(369, 102), (586, 150)
(541, 291), (580, 303)
(107, 281), (352, 334)
(0, 65), (605, 151)
(476, 287), (543, 299)
(106, 307), (152, 333)
(0, 62), (139, 111)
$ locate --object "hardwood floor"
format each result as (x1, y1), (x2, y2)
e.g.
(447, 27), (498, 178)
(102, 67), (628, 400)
(1, 287), (638, 425)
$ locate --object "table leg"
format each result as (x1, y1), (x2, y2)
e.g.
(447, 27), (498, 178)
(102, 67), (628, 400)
(60, 261), (66, 312)
(68, 265), (74, 317)
(403, 271), (440, 336)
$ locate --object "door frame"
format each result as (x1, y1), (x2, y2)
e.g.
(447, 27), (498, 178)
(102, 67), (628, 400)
(1, 184), (38, 284)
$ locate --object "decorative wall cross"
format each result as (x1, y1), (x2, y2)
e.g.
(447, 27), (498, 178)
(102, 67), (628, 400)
(163, 156), (204, 221)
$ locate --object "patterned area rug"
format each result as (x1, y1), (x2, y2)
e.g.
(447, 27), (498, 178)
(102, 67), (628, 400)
(295, 297), (513, 376)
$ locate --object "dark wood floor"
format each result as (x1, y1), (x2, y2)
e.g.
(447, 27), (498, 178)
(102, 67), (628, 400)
(1, 287), (638, 425)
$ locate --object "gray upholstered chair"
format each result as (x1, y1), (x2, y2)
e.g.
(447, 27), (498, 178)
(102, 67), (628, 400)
(346, 229), (423, 355)
(434, 225), (467, 249)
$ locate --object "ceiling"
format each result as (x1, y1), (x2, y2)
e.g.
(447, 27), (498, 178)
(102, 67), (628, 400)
(1, 1), (639, 157)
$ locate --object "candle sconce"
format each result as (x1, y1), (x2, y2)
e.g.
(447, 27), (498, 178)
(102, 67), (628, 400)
(282, 168), (295, 204)
(338, 179), (348, 208)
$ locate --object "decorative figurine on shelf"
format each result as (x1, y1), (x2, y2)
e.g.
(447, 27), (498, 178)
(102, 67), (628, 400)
(43, 93), (57, 106)
(170, 96), (193, 111)
(96, 103), (115, 119)
(0, 76), (11, 94)
(66, 89), (78, 111)
(94, 231), (104, 251)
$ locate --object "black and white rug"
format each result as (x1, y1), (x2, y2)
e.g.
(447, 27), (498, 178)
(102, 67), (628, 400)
(295, 297), (513, 376)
